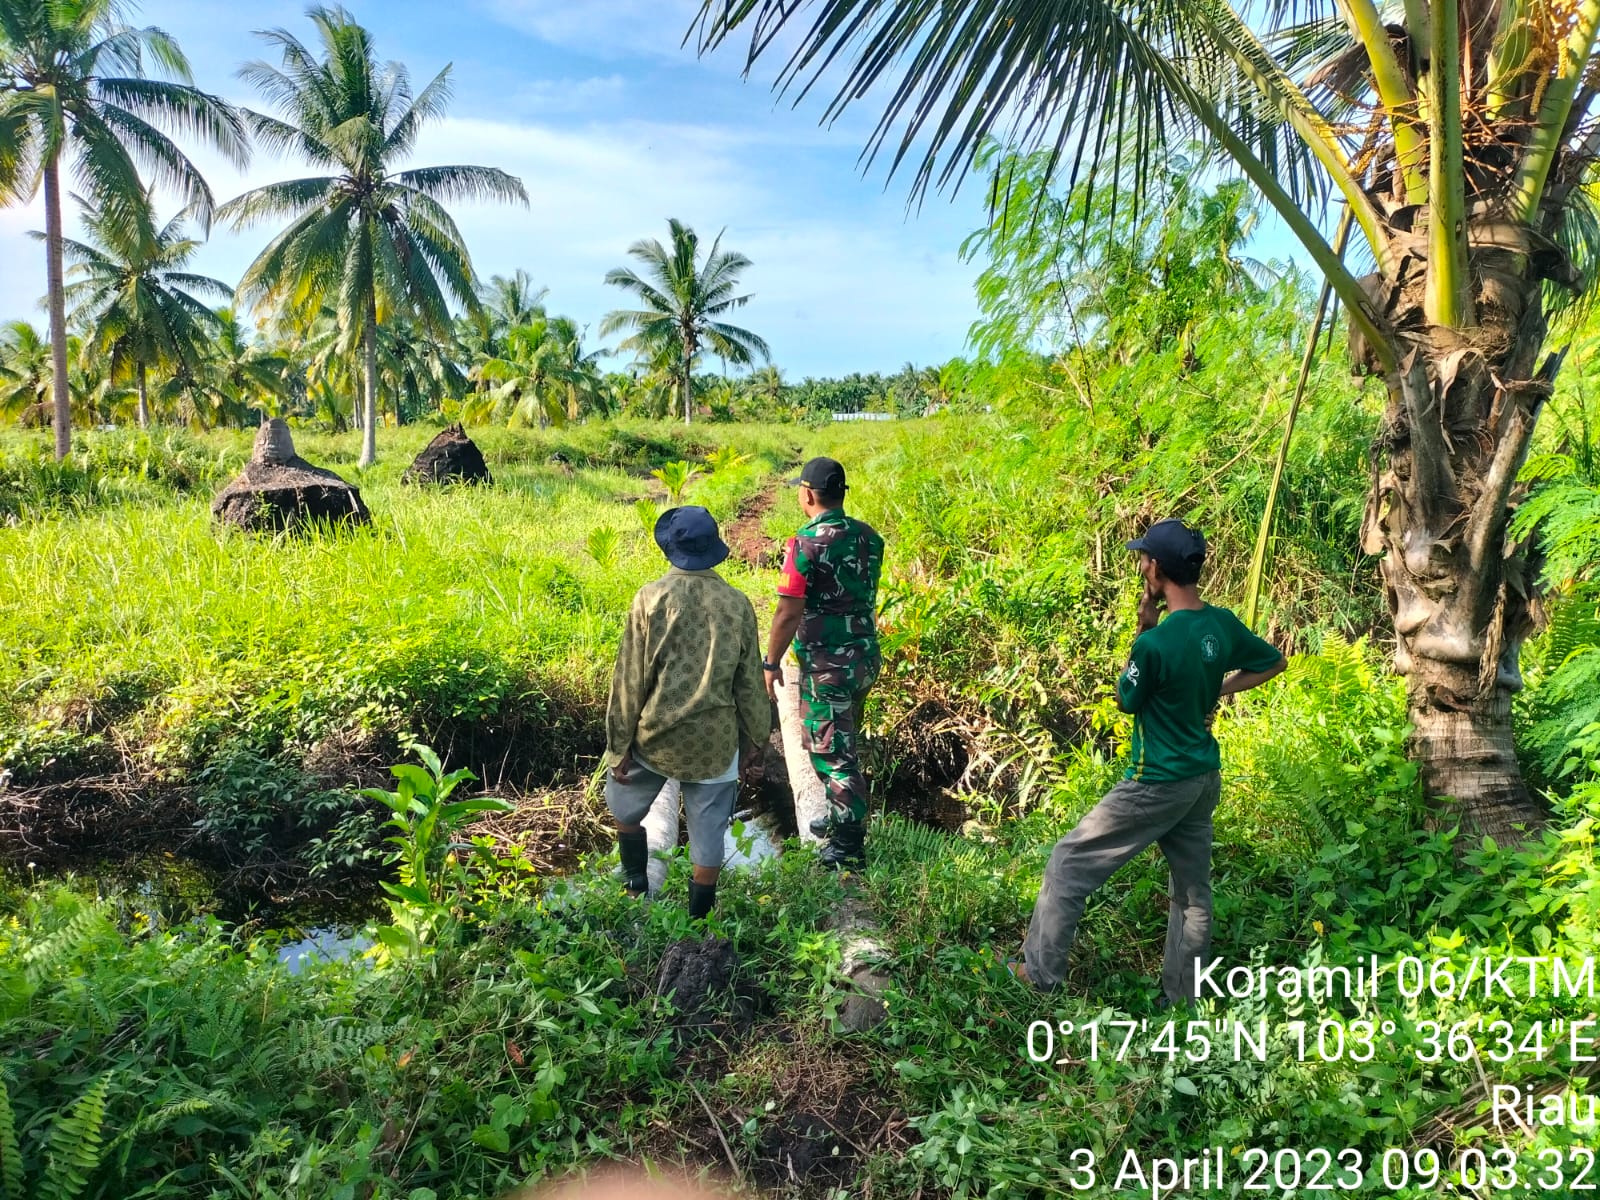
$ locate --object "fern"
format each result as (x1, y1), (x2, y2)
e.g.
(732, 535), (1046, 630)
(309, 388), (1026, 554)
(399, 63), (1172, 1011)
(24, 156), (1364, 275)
(22, 907), (106, 989)
(0, 1077), (22, 1200)
(1523, 591), (1600, 777)
(183, 995), (247, 1064)
(109, 1094), (222, 1153)
(41, 1075), (111, 1200)
(293, 1018), (409, 1075)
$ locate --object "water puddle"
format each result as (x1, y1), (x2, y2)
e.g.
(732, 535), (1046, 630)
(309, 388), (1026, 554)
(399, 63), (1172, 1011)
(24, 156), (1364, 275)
(276, 927), (374, 974)
(723, 812), (782, 868)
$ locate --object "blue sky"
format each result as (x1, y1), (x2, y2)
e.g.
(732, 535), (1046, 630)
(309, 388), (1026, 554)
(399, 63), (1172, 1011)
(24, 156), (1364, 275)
(0, 0), (1005, 378)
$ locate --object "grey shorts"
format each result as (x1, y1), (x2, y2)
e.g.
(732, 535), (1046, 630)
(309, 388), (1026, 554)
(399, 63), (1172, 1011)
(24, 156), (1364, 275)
(604, 761), (736, 869)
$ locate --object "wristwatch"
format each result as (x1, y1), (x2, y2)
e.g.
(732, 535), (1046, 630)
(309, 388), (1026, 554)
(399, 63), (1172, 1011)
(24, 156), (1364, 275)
(762, 660), (781, 672)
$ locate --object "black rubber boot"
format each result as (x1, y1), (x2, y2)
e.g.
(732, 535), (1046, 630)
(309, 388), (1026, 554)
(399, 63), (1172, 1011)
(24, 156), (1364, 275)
(617, 828), (649, 896)
(688, 880), (717, 919)
(808, 812), (836, 839)
(817, 820), (866, 870)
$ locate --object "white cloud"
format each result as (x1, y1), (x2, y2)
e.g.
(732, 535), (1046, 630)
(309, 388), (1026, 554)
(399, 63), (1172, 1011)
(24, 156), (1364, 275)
(0, 108), (981, 376)
(401, 115), (978, 372)
(476, 0), (706, 61)
(509, 74), (629, 115)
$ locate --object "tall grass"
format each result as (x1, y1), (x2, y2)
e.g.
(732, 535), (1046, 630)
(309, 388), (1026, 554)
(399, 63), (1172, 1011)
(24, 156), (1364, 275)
(0, 422), (796, 782)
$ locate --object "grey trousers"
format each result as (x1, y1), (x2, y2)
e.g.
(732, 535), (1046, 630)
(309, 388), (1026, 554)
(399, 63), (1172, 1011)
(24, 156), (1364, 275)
(1022, 771), (1222, 1002)
(605, 762), (736, 870)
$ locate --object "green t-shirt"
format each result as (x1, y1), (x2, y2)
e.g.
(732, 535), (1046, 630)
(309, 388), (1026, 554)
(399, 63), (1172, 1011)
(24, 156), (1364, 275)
(1116, 604), (1283, 782)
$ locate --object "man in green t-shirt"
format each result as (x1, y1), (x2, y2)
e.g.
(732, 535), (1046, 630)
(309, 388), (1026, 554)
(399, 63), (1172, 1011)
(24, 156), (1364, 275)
(1013, 518), (1287, 1004)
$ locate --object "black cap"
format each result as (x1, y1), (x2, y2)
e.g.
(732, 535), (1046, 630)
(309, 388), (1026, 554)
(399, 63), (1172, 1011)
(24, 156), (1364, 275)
(654, 505), (730, 571)
(788, 456), (848, 493)
(1126, 518), (1207, 576)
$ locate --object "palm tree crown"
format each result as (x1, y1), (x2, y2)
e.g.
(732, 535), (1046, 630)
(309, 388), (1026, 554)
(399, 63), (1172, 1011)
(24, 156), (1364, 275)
(474, 315), (605, 428)
(600, 218), (770, 424)
(219, 4), (527, 466)
(187, 308), (293, 428)
(60, 195), (230, 428)
(0, 319), (50, 422)
(0, 0), (246, 457)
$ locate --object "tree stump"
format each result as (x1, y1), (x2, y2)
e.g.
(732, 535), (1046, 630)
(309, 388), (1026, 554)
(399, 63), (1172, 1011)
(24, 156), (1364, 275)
(775, 652), (829, 844)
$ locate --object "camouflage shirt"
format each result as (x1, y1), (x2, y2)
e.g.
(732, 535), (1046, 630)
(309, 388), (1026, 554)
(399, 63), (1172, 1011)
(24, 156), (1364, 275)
(777, 508), (884, 665)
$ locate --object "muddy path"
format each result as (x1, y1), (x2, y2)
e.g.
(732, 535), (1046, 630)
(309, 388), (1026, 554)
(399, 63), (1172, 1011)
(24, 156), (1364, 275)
(725, 476), (785, 568)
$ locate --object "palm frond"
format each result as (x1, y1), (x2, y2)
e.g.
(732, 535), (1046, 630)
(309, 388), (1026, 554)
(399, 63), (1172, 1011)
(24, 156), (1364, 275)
(83, 103), (215, 221)
(0, 95), (42, 202)
(218, 175), (339, 229)
(395, 164), (528, 207)
(91, 77), (248, 169)
(704, 319), (771, 363)
(383, 64), (453, 157)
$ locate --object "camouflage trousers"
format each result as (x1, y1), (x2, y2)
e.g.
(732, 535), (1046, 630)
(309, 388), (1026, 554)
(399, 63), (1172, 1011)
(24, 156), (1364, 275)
(798, 649), (882, 824)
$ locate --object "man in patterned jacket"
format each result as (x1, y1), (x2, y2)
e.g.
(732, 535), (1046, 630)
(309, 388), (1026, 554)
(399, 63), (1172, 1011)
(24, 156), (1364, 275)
(763, 457), (885, 869)
(606, 506), (772, 919)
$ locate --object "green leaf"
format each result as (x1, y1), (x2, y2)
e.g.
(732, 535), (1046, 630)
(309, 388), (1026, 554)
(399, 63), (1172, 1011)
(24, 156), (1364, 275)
(470, 1125), (510, 1154)
(415, 744), (444, 777)
(390, 764), (435, 798)
(1172, 1076), (1199, 1096)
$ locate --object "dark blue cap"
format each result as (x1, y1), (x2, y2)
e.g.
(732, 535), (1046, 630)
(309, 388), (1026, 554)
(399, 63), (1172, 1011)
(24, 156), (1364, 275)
(654, 505), (730, 571)
(1126, 518), (1206, 575)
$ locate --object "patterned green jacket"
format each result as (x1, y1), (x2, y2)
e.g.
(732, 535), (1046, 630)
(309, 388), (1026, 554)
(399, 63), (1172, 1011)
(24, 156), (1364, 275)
(606, 568), (772, 781)
(777, 508), (884, 675)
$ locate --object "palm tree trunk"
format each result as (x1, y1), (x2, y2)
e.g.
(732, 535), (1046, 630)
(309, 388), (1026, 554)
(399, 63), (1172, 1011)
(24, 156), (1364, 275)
(1361, 238), (1553, 842)
(136, 363), (150, 430)
(682, 334), (694, 425)
(43, 158), (72, 461)
(360, 299), (378, 468)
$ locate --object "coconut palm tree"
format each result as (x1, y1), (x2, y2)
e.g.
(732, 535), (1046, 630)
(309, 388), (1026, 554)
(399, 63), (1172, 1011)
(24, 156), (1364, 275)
(749, 363), (786, 409)
(376, 316), (467, 425)
(187, 308), (292, 427)
(219, 5), (527, 468)
(0, 0), (246, 458)
(473, 315), (604, 427)
(0, 319), (51, 423)
(695, 0), (1600, 838)
(481, 270), (549, 340)
(59, 196), (230, 429)
(601, 218), (770, 424)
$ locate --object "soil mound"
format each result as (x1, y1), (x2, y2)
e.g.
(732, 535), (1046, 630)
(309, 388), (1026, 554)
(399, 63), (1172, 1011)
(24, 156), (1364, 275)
(212, 420), (370, 532)
(402, 423), (492, 486)
(656, 936), (737, 1022)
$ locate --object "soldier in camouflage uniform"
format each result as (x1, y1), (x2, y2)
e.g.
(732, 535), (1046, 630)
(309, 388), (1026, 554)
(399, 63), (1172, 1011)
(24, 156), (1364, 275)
(763, 457), (885, 869)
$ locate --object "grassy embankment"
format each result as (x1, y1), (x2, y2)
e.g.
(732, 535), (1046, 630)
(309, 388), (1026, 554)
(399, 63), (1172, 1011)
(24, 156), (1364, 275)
(2, 305), (1597, 1196)
(0, 421), (799, 902)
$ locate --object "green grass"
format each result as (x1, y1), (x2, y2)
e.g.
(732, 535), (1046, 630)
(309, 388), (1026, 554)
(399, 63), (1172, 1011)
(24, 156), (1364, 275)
(0, 422), (798, 780)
